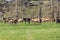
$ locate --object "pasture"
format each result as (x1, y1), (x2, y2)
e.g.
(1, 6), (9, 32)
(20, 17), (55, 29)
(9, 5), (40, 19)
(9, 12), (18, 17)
(0, 22), (60, 40)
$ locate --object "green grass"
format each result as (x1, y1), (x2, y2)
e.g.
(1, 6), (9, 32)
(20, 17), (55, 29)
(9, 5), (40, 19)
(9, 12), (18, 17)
(0, 22), (60, 40)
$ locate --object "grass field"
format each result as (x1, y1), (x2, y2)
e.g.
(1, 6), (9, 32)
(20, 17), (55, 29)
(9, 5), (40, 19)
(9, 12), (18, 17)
(0, 22), (60, 40)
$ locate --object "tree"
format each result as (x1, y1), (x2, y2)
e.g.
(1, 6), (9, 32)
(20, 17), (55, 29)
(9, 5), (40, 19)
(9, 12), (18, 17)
(38, 0), (44, 18)
(0, 2), (5, 17)
(51, 0), (54, 18)
(57, 0), (59, 18)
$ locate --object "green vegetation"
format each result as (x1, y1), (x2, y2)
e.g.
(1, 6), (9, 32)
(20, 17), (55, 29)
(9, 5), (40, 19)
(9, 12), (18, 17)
(0, 22), (60, 40)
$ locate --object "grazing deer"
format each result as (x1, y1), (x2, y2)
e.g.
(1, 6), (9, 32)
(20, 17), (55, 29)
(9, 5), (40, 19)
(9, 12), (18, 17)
(3, 17), (8, 23)
(23, 18), (31, 24)
(42, 17), (51, 22)
(31, 18), (42, 23)
(56, 18), (60, 23)
(18, 18), (23, 22)
(8, 18), (18, 24)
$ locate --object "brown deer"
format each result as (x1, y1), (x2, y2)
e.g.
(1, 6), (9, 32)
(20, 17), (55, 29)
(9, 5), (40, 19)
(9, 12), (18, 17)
(31, 18), (42, 23)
